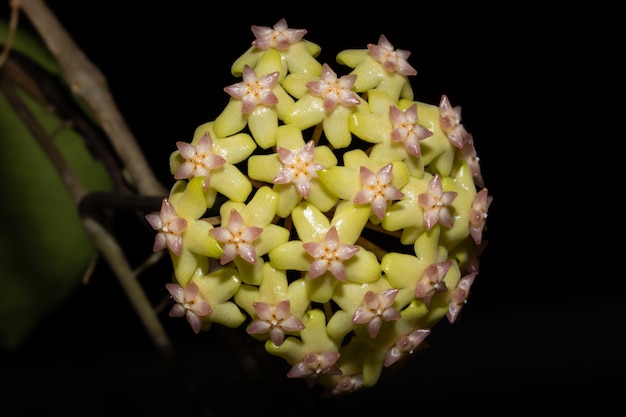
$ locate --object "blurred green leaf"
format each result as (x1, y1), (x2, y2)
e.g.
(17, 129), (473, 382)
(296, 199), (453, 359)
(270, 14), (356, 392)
(0, 19), (114, 351)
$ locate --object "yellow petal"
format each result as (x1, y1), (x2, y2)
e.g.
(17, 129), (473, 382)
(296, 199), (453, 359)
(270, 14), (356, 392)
(344, 250), (381, 283)
(322, 107), (354, 149)
(275, 124), (305, 148)
(349, 112), (390, 144)
(335, 49), (369, 69)
(170, 177), (207, 220)
(256, 224), (290, 256)
(213, 99), (247, 138)
(284, 41), (322, 76)
(292, 202), (330, 240)
(282, 73), (317, 99)
(317, 166), (360, 201)
(248, 153), (281, 183)
(284, 95), (325, 129)
(254, 48), (283, 78)
(331, 202), (370, 244)
(274, 184), (302, 218)
(230, 46), (262, 77)
(183, 220), (222, 258)
(269, 240), (310, 272)
(243, 186), (278, 225)
(214, 134), (257, 163)
(249, 106), (279, 149)
(210, 164), (253, 203)
(171, 250), (209, 287)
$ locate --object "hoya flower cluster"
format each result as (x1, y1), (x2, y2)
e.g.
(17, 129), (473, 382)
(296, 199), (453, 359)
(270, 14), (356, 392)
(146, 18), (492, 396)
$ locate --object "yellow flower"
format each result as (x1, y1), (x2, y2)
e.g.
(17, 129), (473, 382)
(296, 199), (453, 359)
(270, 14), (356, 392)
(247, 124), (338, 217)
(211, 186), (290, 285)
(269, 201), (379, 303)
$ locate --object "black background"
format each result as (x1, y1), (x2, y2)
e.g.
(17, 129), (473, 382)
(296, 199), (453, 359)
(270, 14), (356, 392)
(1, 2), (621, 416)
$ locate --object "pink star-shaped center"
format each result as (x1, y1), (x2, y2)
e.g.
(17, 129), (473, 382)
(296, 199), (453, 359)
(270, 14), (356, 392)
(306, 63), (361, 111)
(367, 34), (417, 76)
(273, 140), (324, 198)
(389, 104), (433, 157)
(417, 174), (457, 229)
(209, 209), (263, 265)
(145, 198), (188, 256)
(352, 289), (401, 338)
(224, 65), (279, 114)
(354, 163), (405, 220)
(302, 226), (359, 281)
(251, 18), (307, 51)
(174, 132), (226, 189)
(246, 300), (305, 346)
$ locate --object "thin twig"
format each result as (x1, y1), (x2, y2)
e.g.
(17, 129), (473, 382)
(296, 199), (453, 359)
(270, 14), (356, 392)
(0, 0), (19, 68)
(0, 74), (87, 202)
(16, 0), (167, 197)
(3, 2), (213, 414)
(0, 46), (130, 194)
(82, 217), (214, 417)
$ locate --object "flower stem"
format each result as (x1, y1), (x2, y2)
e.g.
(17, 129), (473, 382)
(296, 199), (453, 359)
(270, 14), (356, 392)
(17, 0), (167, 198)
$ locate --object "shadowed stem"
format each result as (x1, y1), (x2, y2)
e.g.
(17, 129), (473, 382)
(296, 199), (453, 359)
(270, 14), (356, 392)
(16, 0), (166, 197)
(3, 1), (214, 415)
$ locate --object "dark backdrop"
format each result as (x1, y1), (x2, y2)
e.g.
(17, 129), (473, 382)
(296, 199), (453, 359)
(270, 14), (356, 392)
(1, 2), (620, 415)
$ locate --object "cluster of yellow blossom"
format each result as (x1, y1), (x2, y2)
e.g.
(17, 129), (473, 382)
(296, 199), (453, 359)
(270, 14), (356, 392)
(146, 18), (492, 396)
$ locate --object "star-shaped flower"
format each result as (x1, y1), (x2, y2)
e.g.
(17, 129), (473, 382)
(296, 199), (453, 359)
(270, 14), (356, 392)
(317, 149), (409, 223)
(209, 208), (263, 266)
(418, 174), (458, 230)
(165, 281), (212, 334)
(461, 134), (485, 188)
(189, 267), (246, 329)
(414, 260), (453, 306)
(146, 177), (222, 286)
(145, 198), (187, 256)
(214, 50), (295, 149)
(269, 201), (379, 303)
(352, 288), (401, 338)
(469, 187), (492, 245)
(323, 374), (363, 398)
(384, 328), (430, 367)
(232, 18), (322, 77)
(389, 103), (433, 157)
(273, 139), (324, 199)
(285, 64), (364, 148)
(211, 186), (290, 285)
(439, 94), (471, 148)
(266, 309), (342, 388)
(173, 132), (226, 190)
(353, 164), (405, 220)
(381, 230), (444, 307)
(287, 351), (342, 386)
(169, 124), (256, 207)
(247, 300), (305, 346)
(224, 64), (279, 115)
(336, 35), (416, 101)
(347, 89), (428, 176)
(325, 275), (403, 341)
(383, 162), (476, 246)
(235, 263), (310, 345)
(251, 18), (307, 51)
(302, 225), (360, 281)
(367, 34), (417, 76)
(447, 272), (476, 324)
(306, 63), (361, 112)
(247, 124), (338, 217)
